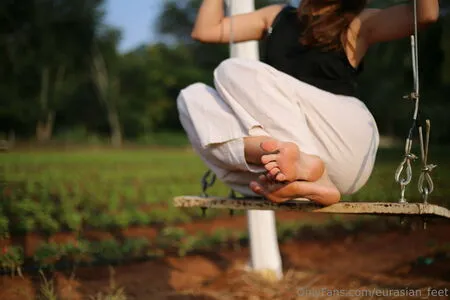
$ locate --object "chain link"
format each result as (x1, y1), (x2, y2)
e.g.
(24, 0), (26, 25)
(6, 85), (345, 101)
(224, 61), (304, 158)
(201, 170), (216, 197)
(199, 170), (216, 217)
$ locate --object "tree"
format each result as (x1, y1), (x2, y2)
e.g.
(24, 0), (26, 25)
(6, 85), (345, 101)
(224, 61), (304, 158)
(119, 43), (205, 135)
(91, 28), (124, 147)
(0, 0), (104, 141)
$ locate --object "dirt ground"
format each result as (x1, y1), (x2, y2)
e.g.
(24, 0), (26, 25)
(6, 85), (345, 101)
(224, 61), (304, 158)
(1, 212), (449, 300)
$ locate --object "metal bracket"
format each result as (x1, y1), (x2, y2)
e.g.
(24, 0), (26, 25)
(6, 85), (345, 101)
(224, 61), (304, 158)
(228, 190), (237, 217)
(395, 150), (417, 203)
(199, 170), (217, 217)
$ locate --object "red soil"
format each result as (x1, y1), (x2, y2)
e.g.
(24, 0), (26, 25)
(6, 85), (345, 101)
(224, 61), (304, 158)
(1, 213), (449, 300)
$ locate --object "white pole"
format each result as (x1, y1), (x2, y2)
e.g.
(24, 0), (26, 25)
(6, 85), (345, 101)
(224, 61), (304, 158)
(227, 0), (283, 280)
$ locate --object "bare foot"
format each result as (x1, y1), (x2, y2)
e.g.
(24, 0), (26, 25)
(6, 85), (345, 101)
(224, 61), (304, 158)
(260, 139), (324, 182)
(249, 173), (340, 206)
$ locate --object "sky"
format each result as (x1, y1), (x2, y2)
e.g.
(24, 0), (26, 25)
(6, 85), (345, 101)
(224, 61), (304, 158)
(105, 0), (164, 52)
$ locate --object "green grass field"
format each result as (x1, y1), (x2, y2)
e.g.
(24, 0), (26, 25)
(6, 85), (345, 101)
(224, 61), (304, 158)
(1, 144), (449, 273)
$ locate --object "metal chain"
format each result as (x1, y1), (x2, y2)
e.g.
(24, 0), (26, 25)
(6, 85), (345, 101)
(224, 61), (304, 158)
(200, 170), (216, 217)
(201, 169), (216, 197)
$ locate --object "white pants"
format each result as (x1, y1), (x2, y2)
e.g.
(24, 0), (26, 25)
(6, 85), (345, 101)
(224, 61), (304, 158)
(177, 58), (379, 196)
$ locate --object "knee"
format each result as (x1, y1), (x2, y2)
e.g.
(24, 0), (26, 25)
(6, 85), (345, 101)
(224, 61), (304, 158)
(214, 58), (247, 87)
(177, 82), (208, 113)
(178, 82), (208, 100)
(214, 58), (274, 93)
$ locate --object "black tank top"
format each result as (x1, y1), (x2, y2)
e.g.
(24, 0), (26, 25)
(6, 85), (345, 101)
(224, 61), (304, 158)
(261, 6), (363, 97)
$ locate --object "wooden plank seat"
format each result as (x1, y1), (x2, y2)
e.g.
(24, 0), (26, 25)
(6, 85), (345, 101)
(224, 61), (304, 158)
(173, 196), (450, 219)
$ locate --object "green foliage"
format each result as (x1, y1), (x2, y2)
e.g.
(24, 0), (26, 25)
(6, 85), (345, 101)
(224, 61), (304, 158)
(2, 147), (450, 234)
(26, 238), (151, 270)
(0, 212), (9, 238)
(10, 198), (39, 233)
(178, 235), (204, 257)
(34, 242), (63, 269)
(0, 245), (24, 276)
(61, 240), (91, 264)
(54, 127), (105, 145)
(135, 131), (189, 147)
(277, 221), (306, 241)
(157, 226), (186, 249)
(121, 238), (150, 258)
(60, 210), (83, 232)
(90, 239), (123, 262)
(0, 0), (105, 139)
(128, 209), (152, 226)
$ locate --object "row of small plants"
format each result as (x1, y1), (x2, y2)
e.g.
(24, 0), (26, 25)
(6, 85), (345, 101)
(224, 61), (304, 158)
(3, 148), (449, 241)
(3, 156), (447, 241)
(1, 150), (234, 238)
(0, 178), (234, 238)
(0, 237), (153, 276)
(0, 217), (388, 275)
(0, 228), (247, 275)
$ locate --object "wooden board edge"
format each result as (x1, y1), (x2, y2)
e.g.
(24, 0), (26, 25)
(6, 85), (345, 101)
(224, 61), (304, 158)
(173, 196), (450, 218)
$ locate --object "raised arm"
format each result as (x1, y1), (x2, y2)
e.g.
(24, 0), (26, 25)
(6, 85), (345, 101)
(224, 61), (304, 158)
(358, 0), (440, 46)
(191, 0), (283, 43)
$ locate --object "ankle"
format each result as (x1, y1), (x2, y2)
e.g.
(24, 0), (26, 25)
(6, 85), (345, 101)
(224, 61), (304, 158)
(244, 136), (272, 165)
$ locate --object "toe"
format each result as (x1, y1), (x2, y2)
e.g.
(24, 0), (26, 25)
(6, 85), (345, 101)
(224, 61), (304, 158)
(258, 174), (269, 184)
(275, 172), (287, 182)
(260, 139), (280, 153)
(249, 181), (264, 195)
(269, 167), (281, 177)
(264, 161), (278, 171)
(261, 154), (278, 164)
(261, 173), (277, 185)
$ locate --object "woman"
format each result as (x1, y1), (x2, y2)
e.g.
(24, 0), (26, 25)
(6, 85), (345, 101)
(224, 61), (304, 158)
(177, 0), (439, 205)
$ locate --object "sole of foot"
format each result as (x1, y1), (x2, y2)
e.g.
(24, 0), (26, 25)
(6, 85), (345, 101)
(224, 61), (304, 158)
(260, 139), (324, 182)
(250, 174), (340, 206)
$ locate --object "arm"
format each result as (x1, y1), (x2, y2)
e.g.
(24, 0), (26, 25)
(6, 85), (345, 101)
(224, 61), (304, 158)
(359, 0), (440, 46)
(191, 0), (283, 43)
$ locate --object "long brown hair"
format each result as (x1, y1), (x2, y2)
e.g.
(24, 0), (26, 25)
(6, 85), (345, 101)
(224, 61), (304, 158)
(297, 0), (368, 51)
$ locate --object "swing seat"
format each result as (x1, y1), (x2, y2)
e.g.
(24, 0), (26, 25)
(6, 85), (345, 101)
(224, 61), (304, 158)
(173, 195), (450, 219)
